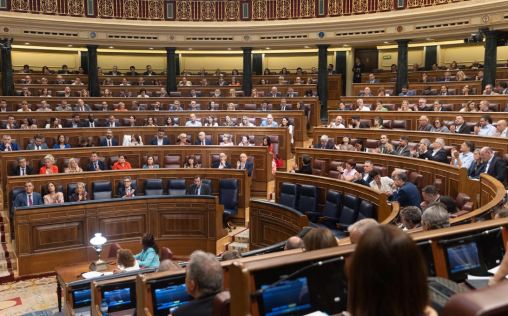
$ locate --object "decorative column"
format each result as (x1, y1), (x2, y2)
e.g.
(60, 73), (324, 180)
(395, 39), (411, 95)
(0, 38), (15, 96)
(317, 44), (329, 123)
(165, 47), (178, 92)
(86, 45), (100, 97)
(241, 47), (253, 97)
(483, 30), (498, 91)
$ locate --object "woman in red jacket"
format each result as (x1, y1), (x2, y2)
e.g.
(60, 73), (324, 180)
(113, 154), (132, 170)
(39, 154), (58, 174)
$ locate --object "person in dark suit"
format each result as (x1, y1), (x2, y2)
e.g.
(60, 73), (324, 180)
(187, 89), (201, 97)
(0, 100), (11, 112)
(420, 86), (437, 96)
(352, 58), (364, 83)
(315, 135), (334, 149)
(291, 154), (312, 174)
(99, 129), (119, 146)
(450, 115), (471, 134)
(11, 180), (43, 216)
(188, 176), (212, 195)
(349, 115), (367, 129)
(70, 182), (89, 202)
(117, 176), (138, 198)
(354, 161), (374, 186)
(26, 134), (49, 150)
(212, 153), (231, 169)
(143, 65), (156, 76)
(127, 66), (138, 76)
(150, 128), (171, 145)
(327, 64), (336, 75)
(172, 251), (222, 316)
(389, 136), (411, 157)
(86, 152), (107, 171)
(467, 150), (486, 179)
(195, 132), (212, 145)
(10, 157), (33, 176)
(480, 147), (507, 182)
(415, 138), (448, 164)
(386, 173), (422, 209)
(236, 153), (253, 177)
(108, 66), (121, 75)
(2, 115), (19, 129)
(267, 87), (282, 97)
(104, 115), (121, 128)
(417, 116), (433, 131)
(365, 74), (380, 83)
(57, 65), (69, 74)
(0, 135), (21, 151)
(66, 113), (83, 128)
(437, 72), (454, 82)
(83, 114), (101, 128)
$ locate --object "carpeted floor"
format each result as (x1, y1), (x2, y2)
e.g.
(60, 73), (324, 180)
(0, 277), (58, 316)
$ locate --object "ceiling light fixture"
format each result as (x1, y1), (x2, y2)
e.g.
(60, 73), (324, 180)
(384, 41), (388, 44)
(68, 44), (73, 47)
(149, 47), (153, 50)
(109, 46), (114, 48)
(25, 42), (30, 45)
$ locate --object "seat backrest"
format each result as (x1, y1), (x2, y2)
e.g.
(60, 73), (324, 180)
(167, 179), (187, 195)
(339, 194), (360, 224)
(10, 188), (26, 206)
(312, 159), (326, 176)
(392, 120), (409, 130)
(91, 181), (113, 200)
(164, 155), (182, 168)
(108, 243), (122, 258)
(219, 179), (239, 215)
(144, 179), (164, 196)
(433, 178), (443, 195)
(441, 281), (508, 316)
(356, 200), (374, 220)
(67, 183), (89, 201)
(297, 185), (318, 213)
(279, 183), (298, 209)
(160, 247), (174, 260)
(455, 193), (471, 210)
(329, 161), (345, 179)
(366, 139), (380, 149)
(322, 190), (342, 218)
(201, 179), (212, 191)
(408, 172), (423, 192)
(212, 291), (231, 316)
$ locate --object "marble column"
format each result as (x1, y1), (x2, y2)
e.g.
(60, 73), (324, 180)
(483, 30), (498, 91)
(86, 45), (100, 97)
(316, 44), (329, 123)
(241, 47), (253, 97)
(0, 38), (15, 96)
(165, 47), (177, 92)
(395, 39), (411, 95)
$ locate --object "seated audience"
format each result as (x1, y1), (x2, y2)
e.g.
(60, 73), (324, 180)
(2, 115), (20, 129)
(12, 181), (43, 215)
(356, 99), (370, 111)
(237, 135), (251, 146)
(374, 101), (387, 111)
(467, 149), (485, 179)
(359, 87), (373, 97)
(375, 134), (393, 154)
(353, 160), (373, 186)
(204, 115), (217, 127)
(83, 113), (101, 128)
(220, 134), (234, 146)
(440, 196), (458, 214)
(372, 116), (384, 129)
(236, 153), (253, 176)
(416, 115), (432, 131)
(368, 169), (394, 193)
(421, 185), (441, 211)
(157, 259), (181, 273)
(118, 176), (137, 197)
(113, 249), (140, 274)
(65, 158), (83, 173)
(398, 100), (412, 112)
(113, 154), (132, 170)
(66, 113), (82, 128)
(398, 85), (415, 96)
(303, 228), (338, 251)
(221, 115), (236, 127)
(478, 100), (492, 112)
(150, 128), (170, 145)
(347, 225), (437, 316)
(115, 102), (128, 111)
(135, 233), (160, 268)
(131, 101), (146, 111)
(328, 115), (345, 128)
(260, 114), (278, 127)
(86, 152), (107, 171)
(127, 133), (143, 145)
(386, 172), (422, 209)
(176, 133), (190, 145)
(348, 219), (379, 244)
(450, 141), (474, 169)
(10, 157), (33, 176)
(53, 134), (70, 149)
(185, 113), (202, 126)
(227, 103), (236, 111)
(172, 251), (222, 316)
(450, 115), (471, 134)
(70, 182), (89, 202)
(315, 135), (333, 149)
(1, 134), (21, 151)
(188, 175), (212, 195)
(474, 115), (496, 136)
(184, 155), (201, 169)
(221, 250), (242, 262)
(144, 117), (157, 127)
(336, 159), (358, 182)
(291, 154), (312, 174)
(40, 154), (58, 174)
(495, 120), (508, 137)
(348, 115), (366, 128)
(239, 115), (254, 127)
(212, 153), (231, 169)
(399, 206), (422, 230)
(411, 138), (447, 163)
(422, 203), (450, 231)
(430, 117), (449, 133)
(55, 101), (72, 112)
(27, 134), (48, 150)
(335, 135), (354, 151)
(43, 181), (64, 204)
(99, 129), (119, 146)
(483, 84), (498, 95)
(46, 116), (62, 129)
(284, 236), (304, 250)
(461, 84), (473, 96)
(74, 99), (91, 111)
(165, 117), (178, 126)
(76, 137), (93, 147)
(480, 147), (507, 182)
(143, 155), (159, 169)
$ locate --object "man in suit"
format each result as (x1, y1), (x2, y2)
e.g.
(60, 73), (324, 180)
(58, 65), (70, 74)
(150, 128), (171, 145)
(268, 86), (281, 97)
(354, 160), (374, 186)
(498, 81), (508, 95)
(195, 132), (212, 145)
(86, 152), (108, 171)
(375, 134), (393, 154)
(131, 101), (147, 111)
(365, 74), (380, 84)
(216, 77), (228, 86)
(172, 251), (222, 316)
(104, 115), (121, 128)
(143, 65), (156, 76)
(10, 157), (33, 176)
(0, 135), (21, 151)
(420, 86), (437, 96)
(495, 120), (508, 137)
(359, 87), (373, 97)
(188, 88), (201, 97)
(437, 72), (454, 82)
(159, 88), (169, 97)
(278, 99), (289, 111)
(212, 153), (231, 169)
(400, 207), (423, 230)
(389, 136), (411, 157)
(315, 135), (334, 149)
(20, 86), (32, 97)
(420, 185), (442, 211)
(422, 204), (450, 231)
(188, 176), (212, 195)
(236, 153), (253, 177)
(11, 181), (43, 216)
(117, 176), (138, 198)
(99, 129), (119, 146)
(83, 113), (101, 128)
(99, 101), (110, 111)
(349, 115), (366, 129)
(54, 75), (66, 85)
(26, 134), (49, 150)
(2, 115), (19, 129)
(449, 115), (471, 134)
(0, 100), (11, 112)
(386, 172), (422, 209)
(417, 116), (433, 131)
(483, 84), (498, 95)
(398, 85), (415, 96)
(327, 64), (336, 75)
(258, 100), (269, 111)
(108, 66), (121, 76)
(415, 138), (448, 164)
(74, 99), (91, 112)
(291, 154), (312, 174)
(480, 147), (507, 182)
(285, 87), (297, 97)
(200, 78), (209, 86)
(127, 66), (138, 76)
(66, 113), (83, 128)
(433, 100), (447, 111)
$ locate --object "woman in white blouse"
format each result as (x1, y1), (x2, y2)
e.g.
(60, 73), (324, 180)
(220, 134), (234, 146)
(369, 169), (395, 193)
(239, 115), (255, 127)
(46, 116), (62, 129)
(205, 115), (218, 127)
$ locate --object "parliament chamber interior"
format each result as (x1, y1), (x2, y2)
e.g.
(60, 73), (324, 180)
(2, 0), (508, 315)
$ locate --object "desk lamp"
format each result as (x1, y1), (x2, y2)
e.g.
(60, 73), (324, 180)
(89, 233), (109, 271)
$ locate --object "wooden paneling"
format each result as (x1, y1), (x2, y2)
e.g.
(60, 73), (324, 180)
(360, 68), (508, 83)
(15, 195), (228, 276)
(352, 82), (482, 97)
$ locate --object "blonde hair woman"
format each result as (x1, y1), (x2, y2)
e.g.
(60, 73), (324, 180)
(398, 100), (412, 112)
(70, 182), (89, 202)
(227, 103), (236, 111)
(455, 71), (466, 81)
(65, 158), (83, 173)
(228, 88), (236, 97)
(177, 133), (190, 145)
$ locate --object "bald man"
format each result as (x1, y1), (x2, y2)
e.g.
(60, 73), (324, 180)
(495, 120), (508, 137)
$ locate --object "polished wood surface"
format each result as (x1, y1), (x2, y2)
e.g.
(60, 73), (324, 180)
(249, 199), (308, 251)
(352, 82), (482, 97)
(2, 145), (272, 194)
(360, 68), (508, 83)
(15, 194), (230, 275)
(275, 172), (397, 223)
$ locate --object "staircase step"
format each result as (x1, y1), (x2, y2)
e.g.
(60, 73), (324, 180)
(227, 242), (249, 253)
(234, 229), (249, 243)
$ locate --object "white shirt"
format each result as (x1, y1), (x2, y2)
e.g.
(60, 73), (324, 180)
(137, 95), (150, 98)
(118, 261), (140, 272)
(45, 124), (62, 129)
(485, 156), (494, 173)
(157, 138), (164, 145)
(369, 177), (394, 192)
(328, 123), (345, 128)
(356, 106), (370, 111)
(17, 109), (31, 112)
(499, 127), (508, 137)
(185, 121), (202, 127)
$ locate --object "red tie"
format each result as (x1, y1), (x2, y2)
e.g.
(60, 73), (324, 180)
(202, 141), (205, 146)
(127, 189), (130, 197)
(7, 146), (11, 151)
(28, 194), (33, 206)
(80, 107), (83, 111)
(108, 140), (111, 146)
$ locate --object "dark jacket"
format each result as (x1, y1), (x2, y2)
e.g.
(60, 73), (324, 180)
(188, 183), (212, 195)
(468, 161), (486, 179)
(484, 155), (507, 182)
(66, 121), (83, 128)
(118, 185), (139, 198)
(99, 138), (119, 146)
(83, 120), (102, 128)
(295, 163), (312, 175)
(314, 142), (334, 149)
(172, 294), (216, 316)
(392, 182), (422, 209)
(390, 146), (411, 157)
(419, 148), (448, 164)
(10, 165), (34, 176)
(150, 137), (171, 145)
(70, 192), (89, 202)
(454, 124), (471, 134)
(86, 160), (107, 171)
(194, 139), (212, 146)
(236, 161), (253, 177)
(354, 173), (373, 186)
(212, 161), (232, 169)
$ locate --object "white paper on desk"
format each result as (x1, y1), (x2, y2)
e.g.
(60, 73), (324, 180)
(467, 275), (490, 280)
(102, 272), (114, 276)
(304, 312), (329, 316)
(487, 266), (508, 279)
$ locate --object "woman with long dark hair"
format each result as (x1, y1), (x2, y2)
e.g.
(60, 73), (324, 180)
(134, 233), (160, 268)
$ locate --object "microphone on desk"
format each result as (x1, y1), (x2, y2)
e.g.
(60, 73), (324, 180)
(250, 256), (344, 298)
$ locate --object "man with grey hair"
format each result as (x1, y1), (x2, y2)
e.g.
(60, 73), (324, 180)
(483, 84), (498, 96)
(315, 135), (333, 149)
(417, 115), (433, 131)
(385, 172), (422, 209)
(400, 206), (422, 230)
(284, 236), (304, 250)
(260, 114), (278, 127)
(354, 160), (374, 186)
(495, 120), (508, 137)
(173, 250), (223, 316)
(480, 147), (507, 182)
(356, 99), (370, 111)
(348, 219), (379, 244)
(478, 100), (492, 112)
(412, 138), (447, 163)
(422, 203), (450, 231)
(156, 259), (181, 273)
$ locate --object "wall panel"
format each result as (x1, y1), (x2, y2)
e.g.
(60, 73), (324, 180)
(180, 54), (243, 72)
